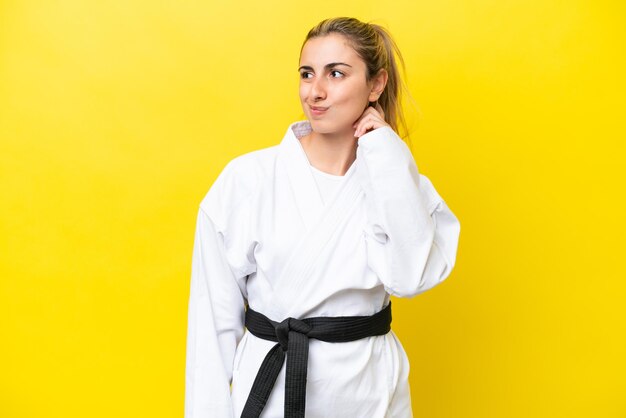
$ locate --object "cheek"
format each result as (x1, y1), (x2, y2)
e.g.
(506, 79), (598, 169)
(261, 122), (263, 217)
(299, 84), (309, 102)
(337, 91), (368, 117)
(337, 83), (368, 106)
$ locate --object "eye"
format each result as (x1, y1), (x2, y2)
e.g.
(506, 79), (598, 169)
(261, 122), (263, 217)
(300, 72), (313, 79)
(330, 70), (344, 78)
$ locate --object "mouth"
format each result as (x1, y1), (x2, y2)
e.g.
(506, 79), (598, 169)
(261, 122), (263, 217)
(309, 105), (329, 115)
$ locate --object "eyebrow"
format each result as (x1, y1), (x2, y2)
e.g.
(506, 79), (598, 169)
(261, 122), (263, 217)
(298, 62), (353, 72)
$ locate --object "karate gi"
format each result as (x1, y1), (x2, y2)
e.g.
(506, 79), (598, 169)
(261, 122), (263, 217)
(185, 120), (461, 418)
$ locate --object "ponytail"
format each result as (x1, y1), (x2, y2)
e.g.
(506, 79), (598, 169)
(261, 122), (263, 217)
(369, 23), (409, 141)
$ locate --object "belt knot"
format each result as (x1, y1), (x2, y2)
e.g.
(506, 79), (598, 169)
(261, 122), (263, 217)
(275, 317), (312, 351)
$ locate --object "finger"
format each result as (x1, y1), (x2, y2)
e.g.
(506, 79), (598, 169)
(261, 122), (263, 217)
(352, 106), (377, 128)
(354, 114), (373, 136)
(374, 102), (385, 120)
(355, 114), (386, 137)
(365, 102), (385, 123)
(355, 108), (389, 136)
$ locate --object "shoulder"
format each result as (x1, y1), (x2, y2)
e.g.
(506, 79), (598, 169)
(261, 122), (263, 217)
(216, 143), (280, 196)
(199, 144), (279, 225)
(229, 143), (281, 180)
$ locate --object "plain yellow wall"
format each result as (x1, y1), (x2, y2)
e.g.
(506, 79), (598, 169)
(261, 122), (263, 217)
(1, 1), (624, 417)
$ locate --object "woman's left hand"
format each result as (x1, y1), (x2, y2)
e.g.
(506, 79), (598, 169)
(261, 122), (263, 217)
(352, 102), (391, 138)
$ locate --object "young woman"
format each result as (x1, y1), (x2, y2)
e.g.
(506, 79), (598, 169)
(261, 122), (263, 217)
(185, 17), (461, 418)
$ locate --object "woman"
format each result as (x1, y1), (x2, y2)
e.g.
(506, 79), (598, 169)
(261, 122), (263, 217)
(185, 17), (461, 418)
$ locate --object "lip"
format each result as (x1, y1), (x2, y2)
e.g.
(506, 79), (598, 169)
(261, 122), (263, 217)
(310, 105), (329, 115)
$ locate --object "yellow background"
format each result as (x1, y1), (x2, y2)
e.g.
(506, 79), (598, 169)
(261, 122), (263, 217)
(1, 1), (624, 417)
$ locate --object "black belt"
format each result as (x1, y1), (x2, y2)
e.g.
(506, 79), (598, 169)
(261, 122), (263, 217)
(240, 301), (392, 418)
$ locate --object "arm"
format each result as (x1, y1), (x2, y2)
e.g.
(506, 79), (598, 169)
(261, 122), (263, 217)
(184, 206), (247, 418)
(356, 126), (461, 297)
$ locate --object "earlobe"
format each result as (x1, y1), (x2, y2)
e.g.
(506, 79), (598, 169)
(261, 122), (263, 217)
(368, 91), (382, 102)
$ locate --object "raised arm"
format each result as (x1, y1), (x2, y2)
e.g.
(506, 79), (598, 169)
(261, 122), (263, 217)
(356, 126), (461, 297)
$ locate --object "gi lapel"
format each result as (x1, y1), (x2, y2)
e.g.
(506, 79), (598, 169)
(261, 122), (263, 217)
(279, 120), (324, 231)
(264, 121), (363, 319)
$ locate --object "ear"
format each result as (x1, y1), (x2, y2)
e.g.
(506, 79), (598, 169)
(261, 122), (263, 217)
(368, 68), (388, 102)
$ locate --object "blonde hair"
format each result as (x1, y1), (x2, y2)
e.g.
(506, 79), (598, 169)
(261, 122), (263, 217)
(300, 17), (412, 141)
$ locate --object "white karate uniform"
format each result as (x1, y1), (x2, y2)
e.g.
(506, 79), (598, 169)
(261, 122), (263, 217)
(309, 164), (344, 205)
(185, 120), (461, 418)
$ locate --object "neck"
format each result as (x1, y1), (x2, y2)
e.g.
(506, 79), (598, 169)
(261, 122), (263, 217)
(300, 127), (357, 176)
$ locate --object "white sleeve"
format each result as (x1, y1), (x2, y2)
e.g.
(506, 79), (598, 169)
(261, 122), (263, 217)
(356, 126), (461, 298)
(184, 206), (247, 418)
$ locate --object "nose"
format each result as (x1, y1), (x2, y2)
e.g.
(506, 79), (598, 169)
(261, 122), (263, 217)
(310, 76), (326, 102)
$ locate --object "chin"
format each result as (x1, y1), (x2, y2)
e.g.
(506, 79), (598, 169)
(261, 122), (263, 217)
(307, 118), (351, 135)
(307, 118), (328, 132)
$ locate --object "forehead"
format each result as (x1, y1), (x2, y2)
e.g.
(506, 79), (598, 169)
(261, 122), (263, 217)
(299, 34), (363, 67)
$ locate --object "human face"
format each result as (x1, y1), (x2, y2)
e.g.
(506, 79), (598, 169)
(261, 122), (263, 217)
(298, 34), (375, 136)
